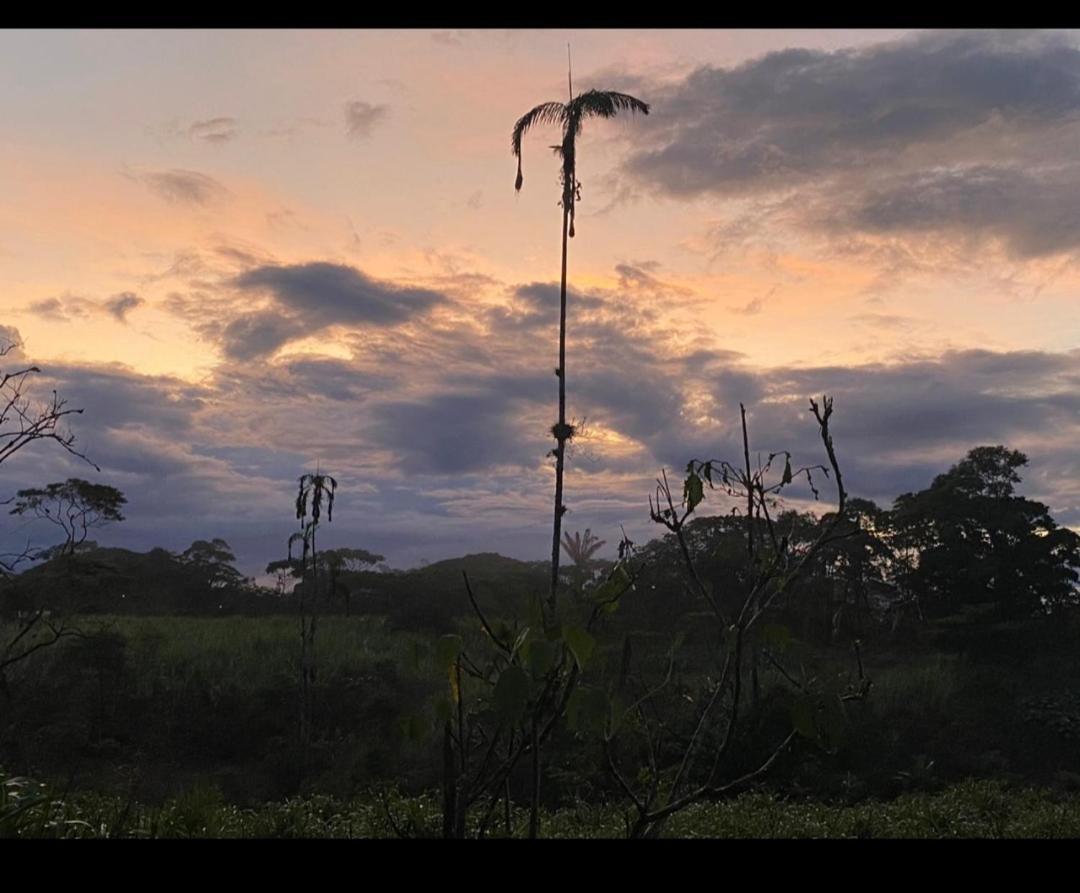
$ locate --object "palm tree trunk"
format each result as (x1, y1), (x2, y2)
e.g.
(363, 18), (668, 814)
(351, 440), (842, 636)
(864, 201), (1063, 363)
(549, 202), (570, 616)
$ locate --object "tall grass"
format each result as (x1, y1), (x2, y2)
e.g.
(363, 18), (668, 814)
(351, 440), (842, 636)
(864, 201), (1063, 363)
(5, 773), (1080, 838)
(869, 653), (964, 716)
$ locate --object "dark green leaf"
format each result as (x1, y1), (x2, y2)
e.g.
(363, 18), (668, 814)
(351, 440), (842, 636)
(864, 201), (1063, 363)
(399, 713), (430, 742)
(493, 666), (531, 724)
(567, 686), (609, 736)
(563, 624), (596, 671)
(791, 697), (816, 740)
(435, 634), (464, 670)
(433, 696), (452, 724)
(525, 638), (557, 677)
(762, 623), (792, 653)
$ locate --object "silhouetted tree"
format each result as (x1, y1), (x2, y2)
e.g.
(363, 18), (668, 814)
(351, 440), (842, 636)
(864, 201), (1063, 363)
(602, 398), (864, 837)
(785, 498), (895, 642)
(512, 67), (649, 617)
(267, 546), (384, 616)
(10, 479), (125, 559)
(1, 337), (95, 689)
(180, 538), (242, 587)
(891, 446), (1080, 618)
(321, 547), (384, 616)
(266, 557), (303, 597)
(561, 528), (606, 569)
(0, 340), (96, 477)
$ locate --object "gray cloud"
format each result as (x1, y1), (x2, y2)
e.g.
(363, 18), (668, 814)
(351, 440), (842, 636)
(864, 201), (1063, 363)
(105, 292), (144, 323)
(731, 298), (764, 315)
(431, 30), (467, 47)
(504, 282), (605, 328)
(235, 262), (444, 325)
(837, 163), (1080, 257)
(136, 169), (229, 205)
(849, 312), (921, 331)
(220, 312), (306, 362)
(189, 117), (238, 144)
(27, 297), (69, 322)
(26, 295), (93, 323)
(7, 278), (1080, 574)
(35, 363), (207, 437)
(27, 293), (143, 325)
(344, 101), (389, 139)
(0, 326), (23, 356)
(370, 388), (548, 475)
(181, 262), (453, 361)
(626, 31), (1080, 200)
(730, 286), (777, 316)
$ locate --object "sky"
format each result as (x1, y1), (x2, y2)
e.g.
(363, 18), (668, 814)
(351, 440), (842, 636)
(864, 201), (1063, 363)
(3, 28), (1080, 574)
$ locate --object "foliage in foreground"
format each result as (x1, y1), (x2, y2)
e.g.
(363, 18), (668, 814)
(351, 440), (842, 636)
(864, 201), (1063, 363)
(4, 774), (1080, 838)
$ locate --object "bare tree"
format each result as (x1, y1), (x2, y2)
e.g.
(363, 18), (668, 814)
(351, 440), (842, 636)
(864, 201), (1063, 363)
(602, 397), (868, 838)
(0, 336), (94, 689)
(0, 339), (96, 479)
(10, 479), (125, 559)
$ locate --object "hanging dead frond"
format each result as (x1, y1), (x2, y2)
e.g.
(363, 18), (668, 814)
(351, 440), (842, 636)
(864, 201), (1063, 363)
(512, 101), (567, 192)
(511, 93), (648, 200)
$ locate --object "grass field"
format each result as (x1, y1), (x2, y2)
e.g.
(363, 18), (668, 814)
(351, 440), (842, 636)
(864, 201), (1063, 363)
(4, 775), (1080, 838)
(5, 610), (1080, 834)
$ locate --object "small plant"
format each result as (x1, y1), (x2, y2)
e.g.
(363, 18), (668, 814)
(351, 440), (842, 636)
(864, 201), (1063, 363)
(288, 469), (337, 764)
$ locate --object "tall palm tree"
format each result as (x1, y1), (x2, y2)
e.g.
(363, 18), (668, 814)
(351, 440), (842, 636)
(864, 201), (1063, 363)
(512, 78), (648, 615)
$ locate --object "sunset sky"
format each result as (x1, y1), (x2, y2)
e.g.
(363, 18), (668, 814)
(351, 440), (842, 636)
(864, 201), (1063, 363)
(3, 28), (1080, 573)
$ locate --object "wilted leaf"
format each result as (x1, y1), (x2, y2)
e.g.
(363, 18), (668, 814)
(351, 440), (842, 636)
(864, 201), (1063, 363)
(684, 472), (705, 512)
(448, 664), (461, 705)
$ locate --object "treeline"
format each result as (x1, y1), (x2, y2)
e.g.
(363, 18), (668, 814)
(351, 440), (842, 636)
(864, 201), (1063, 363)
(2, 445), (1080, 812)
(4, 445), (1077, 637)
(627, 445), (1080, 642)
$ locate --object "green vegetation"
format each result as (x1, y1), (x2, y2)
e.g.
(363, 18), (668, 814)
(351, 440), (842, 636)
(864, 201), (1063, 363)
(5, 775), (1080, 838)
(0, 614), (440, 803)
(3, 327), (1080, 837)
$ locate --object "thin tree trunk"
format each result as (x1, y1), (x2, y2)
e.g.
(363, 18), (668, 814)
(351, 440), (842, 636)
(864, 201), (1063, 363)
(442, 720), (458, 838)
(504, 777), (512, 836)
(549, 203), (570, 616)
(528, 719), (541, 839)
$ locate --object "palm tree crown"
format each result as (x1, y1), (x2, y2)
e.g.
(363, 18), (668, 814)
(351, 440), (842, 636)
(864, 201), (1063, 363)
(512, 90), (649, 236)
(561, 528), (607, 568)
